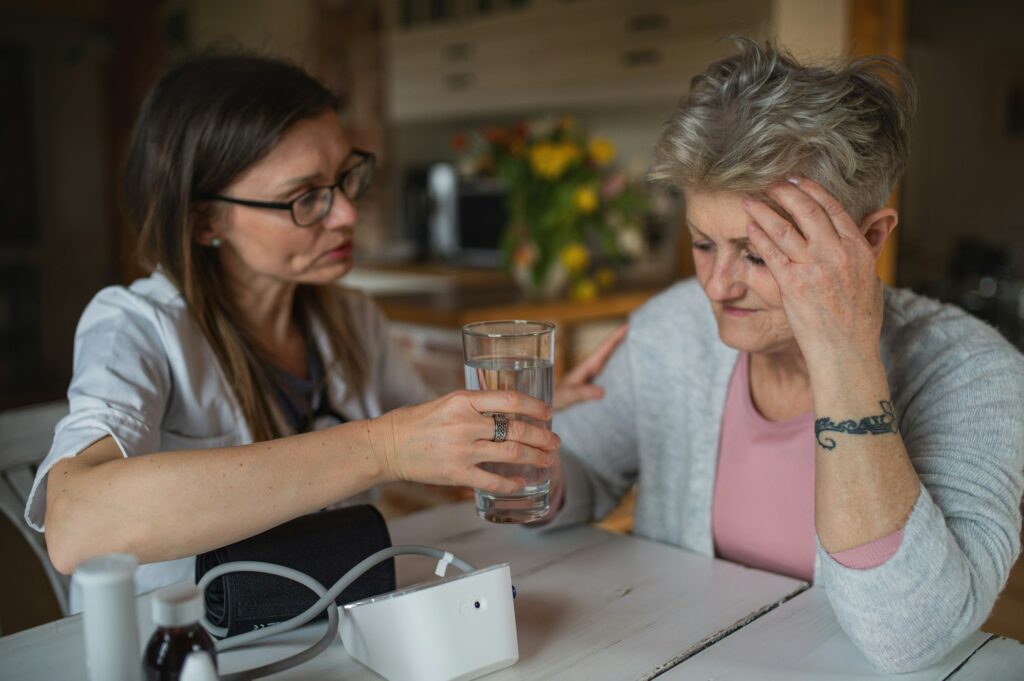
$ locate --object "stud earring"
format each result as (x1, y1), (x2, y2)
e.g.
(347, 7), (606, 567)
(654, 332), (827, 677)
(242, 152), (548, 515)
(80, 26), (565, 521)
(211, 237), (222, 248)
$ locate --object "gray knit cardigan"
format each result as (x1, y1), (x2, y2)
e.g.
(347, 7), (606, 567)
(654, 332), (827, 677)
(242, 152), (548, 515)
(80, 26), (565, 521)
(547, 278), (1024, 673)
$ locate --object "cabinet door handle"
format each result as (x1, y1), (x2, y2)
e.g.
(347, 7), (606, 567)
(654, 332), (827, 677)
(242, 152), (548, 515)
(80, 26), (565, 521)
(622, 49), (663, 68)
(627, 13), (668, 32)
(445, 72), (476, 91)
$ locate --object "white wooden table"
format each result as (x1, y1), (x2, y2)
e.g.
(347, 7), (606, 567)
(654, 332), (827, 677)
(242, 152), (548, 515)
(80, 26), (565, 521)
(0, 502), (1020, 681)
(662, 586), (1024, 681)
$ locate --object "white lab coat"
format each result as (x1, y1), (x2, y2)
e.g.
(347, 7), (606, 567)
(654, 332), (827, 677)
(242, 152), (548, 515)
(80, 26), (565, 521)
(24, 270), (433, 612)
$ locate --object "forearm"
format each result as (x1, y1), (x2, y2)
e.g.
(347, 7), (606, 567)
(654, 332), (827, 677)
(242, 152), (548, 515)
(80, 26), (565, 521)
(45, 421), (386, 572)
(810, 352), (920, 553)
(818, 487), (982, 673)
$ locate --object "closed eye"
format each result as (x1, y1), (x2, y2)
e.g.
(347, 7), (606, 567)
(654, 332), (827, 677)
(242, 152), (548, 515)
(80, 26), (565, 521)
(743, 249), (765, 266)
(693, 240), (763, 267)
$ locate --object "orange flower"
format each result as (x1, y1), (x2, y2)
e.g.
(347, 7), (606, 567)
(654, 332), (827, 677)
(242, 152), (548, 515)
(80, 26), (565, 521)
(513, 243), (538, 268)
(596, 267), (616, 288)
(484, 126), (509, 145)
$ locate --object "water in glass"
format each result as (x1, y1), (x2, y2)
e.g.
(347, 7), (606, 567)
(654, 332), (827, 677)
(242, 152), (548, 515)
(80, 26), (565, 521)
(464, 356), (553, 523)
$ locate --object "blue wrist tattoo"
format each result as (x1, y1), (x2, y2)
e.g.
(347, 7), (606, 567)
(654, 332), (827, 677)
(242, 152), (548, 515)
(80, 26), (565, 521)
(815, 400), (898, 451)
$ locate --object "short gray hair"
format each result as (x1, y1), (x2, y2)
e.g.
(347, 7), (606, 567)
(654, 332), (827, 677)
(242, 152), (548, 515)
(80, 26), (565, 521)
(651, 37), (916, 222)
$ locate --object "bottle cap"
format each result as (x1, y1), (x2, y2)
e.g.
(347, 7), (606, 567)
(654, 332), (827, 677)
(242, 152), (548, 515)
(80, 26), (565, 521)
(152, 583), (205, 627)
(74, 553), (137, 586)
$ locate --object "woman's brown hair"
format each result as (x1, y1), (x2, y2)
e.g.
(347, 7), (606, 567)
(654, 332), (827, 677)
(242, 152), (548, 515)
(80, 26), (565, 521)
(123, 51), (366, 442)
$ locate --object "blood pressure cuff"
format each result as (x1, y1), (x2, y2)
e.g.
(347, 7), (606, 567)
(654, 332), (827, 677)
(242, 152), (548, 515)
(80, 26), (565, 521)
(195, 504), (395, 636)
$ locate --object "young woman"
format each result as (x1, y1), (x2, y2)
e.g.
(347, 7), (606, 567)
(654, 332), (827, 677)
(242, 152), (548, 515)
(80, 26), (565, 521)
(26, 52), (617, 611)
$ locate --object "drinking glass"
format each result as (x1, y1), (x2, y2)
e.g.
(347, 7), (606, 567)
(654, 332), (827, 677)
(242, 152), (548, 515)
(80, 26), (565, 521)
(462, 320), (555, 523)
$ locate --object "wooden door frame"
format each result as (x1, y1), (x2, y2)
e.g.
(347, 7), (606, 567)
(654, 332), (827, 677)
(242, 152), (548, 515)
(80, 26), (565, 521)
(850, 0), (907, 285)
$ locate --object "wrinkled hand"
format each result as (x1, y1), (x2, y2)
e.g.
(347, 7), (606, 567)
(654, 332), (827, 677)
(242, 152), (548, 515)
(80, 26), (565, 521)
(742, 178), (884, 368)
(553, 323), (628, 411)
(368, 390), (560, 494)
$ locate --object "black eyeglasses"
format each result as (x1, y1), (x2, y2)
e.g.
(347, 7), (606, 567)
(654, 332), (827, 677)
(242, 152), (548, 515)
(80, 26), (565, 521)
(200, 149), (376, 227)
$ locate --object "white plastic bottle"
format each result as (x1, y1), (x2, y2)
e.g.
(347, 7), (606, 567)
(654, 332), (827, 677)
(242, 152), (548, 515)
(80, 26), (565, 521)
(74, 553), (142, 681)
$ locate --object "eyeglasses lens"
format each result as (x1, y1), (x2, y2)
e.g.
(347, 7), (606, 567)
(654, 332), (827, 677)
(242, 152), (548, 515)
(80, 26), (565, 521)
(292, 188), (332, 226)
(290, 155), (375, 226)
(342, 160), (373, 200)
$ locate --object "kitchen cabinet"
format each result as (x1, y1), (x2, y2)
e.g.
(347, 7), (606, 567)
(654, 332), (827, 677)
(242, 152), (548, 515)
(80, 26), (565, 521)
(387, 0), (772, 121)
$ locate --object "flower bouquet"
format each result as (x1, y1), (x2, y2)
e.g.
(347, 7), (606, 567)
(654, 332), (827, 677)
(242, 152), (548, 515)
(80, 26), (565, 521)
(453, 117), (648, 301)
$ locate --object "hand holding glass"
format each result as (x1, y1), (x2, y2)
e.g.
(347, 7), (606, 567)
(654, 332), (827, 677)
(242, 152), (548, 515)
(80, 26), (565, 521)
(463, 320), (555, 523)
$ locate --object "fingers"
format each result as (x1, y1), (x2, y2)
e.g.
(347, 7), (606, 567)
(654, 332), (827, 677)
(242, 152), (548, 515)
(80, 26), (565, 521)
(552, 384), (604, 411)
(508, 418), (561, 450)
(746, 221), (792, 279)
(573, 323), (628, 379)
(476, 441), (555, 469)
(552, 324), (626, 410)
(451, 487), (476, 501)
(471, 413), (561, 448)
(741, 195), (810, 261)
(464, 390), (553, 423)
(784, 176), (864, 240)
(764, 182), (840, 246)
(763, 179), (862, 246)
(469, 469), (526, 495)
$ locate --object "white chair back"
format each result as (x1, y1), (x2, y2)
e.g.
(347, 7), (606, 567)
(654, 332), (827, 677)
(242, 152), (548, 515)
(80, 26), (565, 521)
(0, 400), (70, 616)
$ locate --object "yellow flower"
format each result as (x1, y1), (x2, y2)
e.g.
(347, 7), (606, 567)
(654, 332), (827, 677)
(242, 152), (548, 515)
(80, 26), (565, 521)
(529, 142), (576, 180)
(560, 243), (590, 273)
(571, 278), (598, 303)
(596, 267), (615, 289)
(588, 137), (615, 166)
(573, 186), (598, 214)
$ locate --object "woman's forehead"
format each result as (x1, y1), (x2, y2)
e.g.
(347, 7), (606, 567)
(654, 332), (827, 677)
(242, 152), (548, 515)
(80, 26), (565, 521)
(233, 112), (349, 191)
(684, 188), (794, 239)
(684, 190), (748, 238)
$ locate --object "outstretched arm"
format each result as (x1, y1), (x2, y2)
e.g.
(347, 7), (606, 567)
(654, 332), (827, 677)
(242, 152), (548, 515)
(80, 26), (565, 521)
(44, 390), (558, 573)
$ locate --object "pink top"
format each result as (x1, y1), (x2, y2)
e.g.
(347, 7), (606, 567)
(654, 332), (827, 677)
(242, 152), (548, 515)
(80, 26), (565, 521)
(711, 353), (903, 582)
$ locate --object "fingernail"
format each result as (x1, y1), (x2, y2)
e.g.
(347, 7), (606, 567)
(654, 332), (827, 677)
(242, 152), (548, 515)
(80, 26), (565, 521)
(747, 221), (758, 232)
(787, 176), (801, 185)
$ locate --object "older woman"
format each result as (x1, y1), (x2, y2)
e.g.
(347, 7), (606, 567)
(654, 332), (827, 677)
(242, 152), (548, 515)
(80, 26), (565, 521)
(26, 52), (621, 612)
(543, 39), (1024, 672)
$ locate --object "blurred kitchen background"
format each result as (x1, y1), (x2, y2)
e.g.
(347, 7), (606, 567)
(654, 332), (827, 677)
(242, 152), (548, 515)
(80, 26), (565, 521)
(1, 0), (1022, 407)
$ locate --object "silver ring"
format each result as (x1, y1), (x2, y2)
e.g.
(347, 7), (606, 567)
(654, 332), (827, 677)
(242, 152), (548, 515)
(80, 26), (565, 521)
(492, 414), (508, 443)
